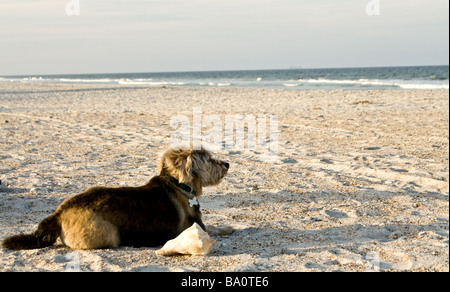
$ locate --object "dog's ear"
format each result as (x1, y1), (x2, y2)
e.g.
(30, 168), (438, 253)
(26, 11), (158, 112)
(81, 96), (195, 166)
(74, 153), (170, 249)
(160, 148), (197, 183)
(159, 151), (170, 175)
(181, 153), (194, 183)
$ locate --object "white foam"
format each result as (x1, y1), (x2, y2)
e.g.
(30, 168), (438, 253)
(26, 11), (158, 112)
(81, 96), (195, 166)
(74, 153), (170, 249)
(57, 78), (114, 83)
(1, 74), (448, 90)
(398, 83), (449, 90)
(118, 80), (185, 86)
(298, 78), (449, 89)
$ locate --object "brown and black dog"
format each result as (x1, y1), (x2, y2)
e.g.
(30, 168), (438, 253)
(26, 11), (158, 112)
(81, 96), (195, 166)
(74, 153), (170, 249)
(2, 148), (231, 250)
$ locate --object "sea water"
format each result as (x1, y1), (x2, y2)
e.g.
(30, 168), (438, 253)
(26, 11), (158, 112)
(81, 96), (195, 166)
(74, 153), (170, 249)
(1, 66), (448, 90)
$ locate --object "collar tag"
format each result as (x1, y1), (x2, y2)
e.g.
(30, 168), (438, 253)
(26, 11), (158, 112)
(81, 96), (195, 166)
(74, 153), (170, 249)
(189, 197), (199, 207)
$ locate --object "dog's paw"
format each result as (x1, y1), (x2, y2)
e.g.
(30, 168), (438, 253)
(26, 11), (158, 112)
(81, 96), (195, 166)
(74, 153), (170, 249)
(206, 225), (233, 236)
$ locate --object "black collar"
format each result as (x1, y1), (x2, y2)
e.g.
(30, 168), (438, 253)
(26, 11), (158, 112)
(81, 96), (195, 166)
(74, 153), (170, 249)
(169, 177), (196, 195)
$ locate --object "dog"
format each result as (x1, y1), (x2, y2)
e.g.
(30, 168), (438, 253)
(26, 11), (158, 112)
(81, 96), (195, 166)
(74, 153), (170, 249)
(2, 148), (231, 250)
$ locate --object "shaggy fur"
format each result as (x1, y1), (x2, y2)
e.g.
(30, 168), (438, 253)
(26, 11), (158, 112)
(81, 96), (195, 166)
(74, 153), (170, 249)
(2, 148), (230, 250)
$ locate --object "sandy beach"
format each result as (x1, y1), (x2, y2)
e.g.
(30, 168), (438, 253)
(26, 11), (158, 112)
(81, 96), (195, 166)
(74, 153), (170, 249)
(0, 82), (448, 272)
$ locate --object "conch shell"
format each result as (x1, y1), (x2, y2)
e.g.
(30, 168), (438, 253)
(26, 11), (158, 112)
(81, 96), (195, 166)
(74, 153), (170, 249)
(156, 223), (216, 256)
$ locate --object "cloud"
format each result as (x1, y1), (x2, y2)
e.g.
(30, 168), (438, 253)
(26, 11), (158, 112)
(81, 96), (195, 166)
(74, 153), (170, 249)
(0, 0), (63, 17)
(0, 0), (448, 74)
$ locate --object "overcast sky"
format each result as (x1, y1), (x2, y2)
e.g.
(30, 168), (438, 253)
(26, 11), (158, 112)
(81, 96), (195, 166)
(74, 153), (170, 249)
(0, 0), (448, 75)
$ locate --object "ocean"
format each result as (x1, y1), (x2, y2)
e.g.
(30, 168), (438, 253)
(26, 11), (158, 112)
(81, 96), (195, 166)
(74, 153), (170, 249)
(1, 66), (448, 90)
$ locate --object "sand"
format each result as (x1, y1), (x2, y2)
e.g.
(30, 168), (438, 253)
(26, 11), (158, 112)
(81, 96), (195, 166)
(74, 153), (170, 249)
(0, 82), (448, 272)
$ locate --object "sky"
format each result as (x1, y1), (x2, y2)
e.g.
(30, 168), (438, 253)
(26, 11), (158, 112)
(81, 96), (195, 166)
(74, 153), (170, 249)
(0, 0), (448, 75)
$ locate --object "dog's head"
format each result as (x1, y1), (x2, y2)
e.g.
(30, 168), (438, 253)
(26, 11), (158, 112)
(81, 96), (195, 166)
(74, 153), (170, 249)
(160, 148), (229, 186)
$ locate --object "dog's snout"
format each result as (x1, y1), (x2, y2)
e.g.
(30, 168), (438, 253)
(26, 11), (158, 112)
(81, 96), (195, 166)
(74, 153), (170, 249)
(224, 162), (230, 170)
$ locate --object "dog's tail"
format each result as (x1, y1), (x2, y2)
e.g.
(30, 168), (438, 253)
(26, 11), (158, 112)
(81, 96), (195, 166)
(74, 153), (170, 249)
(2, 214), (61, 250)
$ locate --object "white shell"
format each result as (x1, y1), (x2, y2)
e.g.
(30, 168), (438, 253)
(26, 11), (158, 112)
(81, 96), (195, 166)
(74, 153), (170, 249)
(156, 223), (216, 256)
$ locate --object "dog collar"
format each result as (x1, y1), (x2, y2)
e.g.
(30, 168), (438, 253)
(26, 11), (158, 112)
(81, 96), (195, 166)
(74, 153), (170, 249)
(169, 177), (196, 196)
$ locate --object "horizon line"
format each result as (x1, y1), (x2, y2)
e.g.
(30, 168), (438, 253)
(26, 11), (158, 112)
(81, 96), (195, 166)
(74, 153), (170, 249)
(1, 64), (449, 78)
